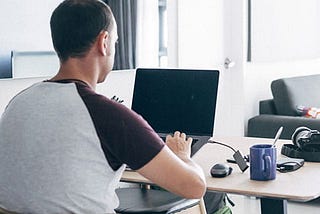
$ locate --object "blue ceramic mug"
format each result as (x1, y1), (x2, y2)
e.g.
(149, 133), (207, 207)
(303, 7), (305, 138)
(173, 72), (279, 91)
(250, 144), (276, 181)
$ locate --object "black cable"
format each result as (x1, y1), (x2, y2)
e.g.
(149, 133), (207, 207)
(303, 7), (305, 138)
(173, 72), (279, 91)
(207, 139), (249, 172)
(277, 161), (303, 173)
(226, 194), (235, 207)
(277, 161), (303, 167)
(207, 139), (237, 153)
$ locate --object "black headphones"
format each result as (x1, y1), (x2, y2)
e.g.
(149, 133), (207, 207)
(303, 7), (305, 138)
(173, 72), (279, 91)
(291, 126), (320, 151)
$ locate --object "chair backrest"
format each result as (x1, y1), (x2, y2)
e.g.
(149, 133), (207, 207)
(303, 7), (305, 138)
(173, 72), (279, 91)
(115, 187), (206, 214)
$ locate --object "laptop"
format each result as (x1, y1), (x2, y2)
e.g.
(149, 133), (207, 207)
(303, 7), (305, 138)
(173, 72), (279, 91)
(131, 68), (219, 156)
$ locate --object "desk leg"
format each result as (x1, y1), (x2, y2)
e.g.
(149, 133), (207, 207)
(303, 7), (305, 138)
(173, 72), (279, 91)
(260, 198), (287, 214)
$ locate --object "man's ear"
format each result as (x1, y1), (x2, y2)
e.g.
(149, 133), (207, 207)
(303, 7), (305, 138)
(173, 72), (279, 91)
(98, 31), (109, 56)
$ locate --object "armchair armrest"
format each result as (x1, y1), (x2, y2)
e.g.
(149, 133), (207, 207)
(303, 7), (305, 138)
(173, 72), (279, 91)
(259, 99), (277, 115)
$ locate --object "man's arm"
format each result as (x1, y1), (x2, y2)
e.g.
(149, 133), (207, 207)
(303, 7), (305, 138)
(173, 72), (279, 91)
(136, 131), (206, 199)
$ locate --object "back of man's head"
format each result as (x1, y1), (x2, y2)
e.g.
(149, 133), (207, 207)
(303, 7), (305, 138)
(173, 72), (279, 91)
(50, 0), (114, 62)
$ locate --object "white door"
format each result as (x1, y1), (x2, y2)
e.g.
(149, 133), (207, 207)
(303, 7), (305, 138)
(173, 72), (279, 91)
(168, 0), (246, 137)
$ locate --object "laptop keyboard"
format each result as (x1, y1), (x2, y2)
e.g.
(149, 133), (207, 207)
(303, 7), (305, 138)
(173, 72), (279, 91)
(160, 136), (199, 147)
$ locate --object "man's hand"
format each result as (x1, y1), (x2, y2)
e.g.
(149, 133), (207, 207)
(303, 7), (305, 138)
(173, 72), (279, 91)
(137, 131), (206, 199)
(165, 131), (192, 161)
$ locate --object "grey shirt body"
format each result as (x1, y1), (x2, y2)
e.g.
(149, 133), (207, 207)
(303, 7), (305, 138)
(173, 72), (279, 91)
(0, 80), (164, 214)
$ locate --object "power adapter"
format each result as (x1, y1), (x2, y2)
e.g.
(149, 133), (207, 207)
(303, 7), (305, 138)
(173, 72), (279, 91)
(233, 150), (249, 172)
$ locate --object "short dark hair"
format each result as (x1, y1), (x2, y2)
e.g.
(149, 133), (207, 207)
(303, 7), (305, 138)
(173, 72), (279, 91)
(50, 0), (114, 62)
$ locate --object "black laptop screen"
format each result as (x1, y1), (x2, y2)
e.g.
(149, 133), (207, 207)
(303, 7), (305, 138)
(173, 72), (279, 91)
(131, 68), (219, 136)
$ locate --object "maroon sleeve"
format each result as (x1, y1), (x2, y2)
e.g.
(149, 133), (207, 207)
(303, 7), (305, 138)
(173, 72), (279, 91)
(76, 83), (165, 171)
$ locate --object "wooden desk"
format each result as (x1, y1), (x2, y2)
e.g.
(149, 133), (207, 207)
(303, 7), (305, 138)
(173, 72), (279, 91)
(121, 137), (320, 214)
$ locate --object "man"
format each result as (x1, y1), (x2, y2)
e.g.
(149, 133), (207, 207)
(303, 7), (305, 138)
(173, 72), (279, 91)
(0, 0), (206, 213)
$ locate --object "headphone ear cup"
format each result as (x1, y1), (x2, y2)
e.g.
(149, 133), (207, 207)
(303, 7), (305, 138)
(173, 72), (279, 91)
(291, 126), (311, 148)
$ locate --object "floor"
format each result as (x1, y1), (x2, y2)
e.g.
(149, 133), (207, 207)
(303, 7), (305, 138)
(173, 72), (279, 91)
(228, 194), (320, 214)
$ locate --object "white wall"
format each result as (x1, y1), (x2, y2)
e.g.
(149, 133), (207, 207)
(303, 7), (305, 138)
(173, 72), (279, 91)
(0, 0), (60, 52)
(251, 0), (320, 62)
(177, 1), (225, 68)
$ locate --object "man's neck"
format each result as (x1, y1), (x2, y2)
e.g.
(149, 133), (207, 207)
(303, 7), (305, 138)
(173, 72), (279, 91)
(51, 57), (100, 90)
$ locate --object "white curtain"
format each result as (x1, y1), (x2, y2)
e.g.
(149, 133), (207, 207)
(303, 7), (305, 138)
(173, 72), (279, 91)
(135, 0), (159, 68)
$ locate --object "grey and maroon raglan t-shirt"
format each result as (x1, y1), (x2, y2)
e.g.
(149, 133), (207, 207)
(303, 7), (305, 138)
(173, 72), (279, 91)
(0, 79), (165, 214)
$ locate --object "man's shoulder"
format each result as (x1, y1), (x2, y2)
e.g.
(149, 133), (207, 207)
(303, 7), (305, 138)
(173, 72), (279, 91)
(6, 82), (43, 105)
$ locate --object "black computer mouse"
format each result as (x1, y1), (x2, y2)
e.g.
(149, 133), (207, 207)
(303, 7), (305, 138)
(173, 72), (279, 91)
(210, 163), (233, 178)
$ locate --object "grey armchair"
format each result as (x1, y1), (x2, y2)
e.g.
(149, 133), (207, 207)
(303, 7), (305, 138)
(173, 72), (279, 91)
(248, 74), (320, 139)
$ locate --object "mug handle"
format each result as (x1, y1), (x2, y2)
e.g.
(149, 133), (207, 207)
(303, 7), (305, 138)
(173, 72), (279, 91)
(263, 154), (271, 178)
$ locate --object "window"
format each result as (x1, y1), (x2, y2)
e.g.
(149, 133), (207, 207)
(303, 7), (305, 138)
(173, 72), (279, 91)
(158, 0), (168, 67)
